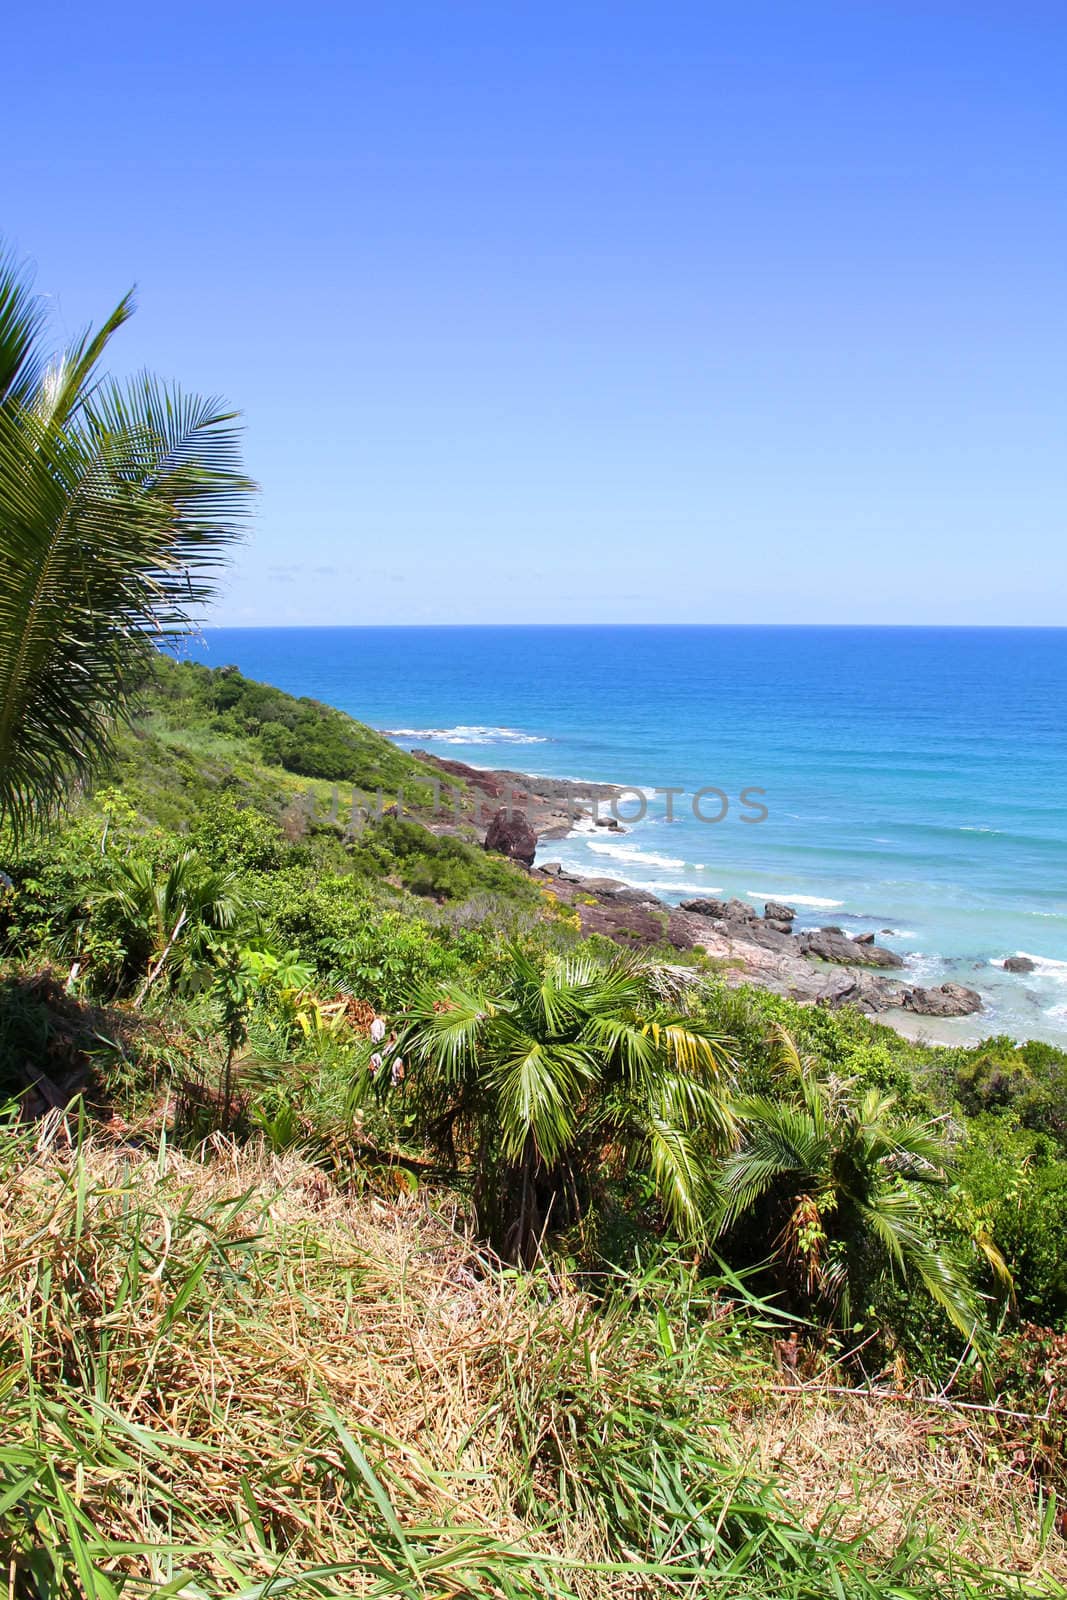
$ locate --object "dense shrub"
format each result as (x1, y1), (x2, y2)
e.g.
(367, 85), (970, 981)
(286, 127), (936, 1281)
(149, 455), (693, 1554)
(954, 1034), (1067, 1148)
(349, 816), (539, 904)
(955, 1117), (1067, 1326)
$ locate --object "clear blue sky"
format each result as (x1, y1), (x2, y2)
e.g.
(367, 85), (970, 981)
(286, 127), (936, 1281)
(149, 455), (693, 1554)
(6, 2), (1066, 624)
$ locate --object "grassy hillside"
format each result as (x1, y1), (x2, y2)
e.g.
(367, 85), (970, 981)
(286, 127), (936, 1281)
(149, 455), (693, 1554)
(3, 1125), (1064, 1598)
(2, 657), (1067, 1596)
(109, 654), (449, 830)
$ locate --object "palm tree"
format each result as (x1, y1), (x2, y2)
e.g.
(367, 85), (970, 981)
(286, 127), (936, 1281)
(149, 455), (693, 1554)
(0, 243), (253, 838)
(392, 945), (736, 1264)
(96, 850), (253, 1003)
(716, 1029), (987, 1347)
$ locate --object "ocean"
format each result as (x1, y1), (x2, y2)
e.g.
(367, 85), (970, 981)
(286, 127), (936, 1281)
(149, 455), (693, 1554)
(179, 625), (1067, 1046)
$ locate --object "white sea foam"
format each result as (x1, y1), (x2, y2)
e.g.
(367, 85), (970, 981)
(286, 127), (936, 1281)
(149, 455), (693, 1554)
(648, 881), (725, 894)
(585, 842), (688, 870)
(384, 725), (547, 745)
(959, 825), (1002, 834)
(745, 891), (844, 909)
(567, 815), (600, 835)
(903, 951), (949, 984)
(993, 952), (1067, 983)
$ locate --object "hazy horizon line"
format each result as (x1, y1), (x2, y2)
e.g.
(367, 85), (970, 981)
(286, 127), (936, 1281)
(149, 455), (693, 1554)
(198, 620), (1067, 632)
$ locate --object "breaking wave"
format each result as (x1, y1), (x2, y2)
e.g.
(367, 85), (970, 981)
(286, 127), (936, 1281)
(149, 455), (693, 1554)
(384, 725), (548, 745)
(586, 842), (688, 870)
(993, 952), (1067, 984)
(745, 890), (844, 909)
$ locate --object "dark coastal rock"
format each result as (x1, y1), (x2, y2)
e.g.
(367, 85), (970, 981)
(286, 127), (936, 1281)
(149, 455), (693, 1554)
(901, 983), (983, 1018)
(679, 897), (729, 918)
(1003, 956), (1036, 974)
(854, 932), (875, 945)
(412, 751), (505, 797)
(739, 920), (796, 953)
(539, 861), (563, 876)
(483, 808), (537, 866)
(799, 929), (904, 969)
(816, 969), (906, 1013)
(594, 817), (623, 831)
(600, 884), (667, 907)
(581, 901), (669, 946)
(527, 862), (989, 1030)
(764, 901), (796, 924)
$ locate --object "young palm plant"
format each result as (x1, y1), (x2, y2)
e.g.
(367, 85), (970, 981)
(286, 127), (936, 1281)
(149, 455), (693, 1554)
(393, 945), (736, 1264)
(716, 1028), (988, 1349)
(0, 243), (253, 838)
(96, 850), (253, 1003)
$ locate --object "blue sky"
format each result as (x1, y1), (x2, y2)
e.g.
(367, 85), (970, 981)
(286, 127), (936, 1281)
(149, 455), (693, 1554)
(6, 2), (1066, 624)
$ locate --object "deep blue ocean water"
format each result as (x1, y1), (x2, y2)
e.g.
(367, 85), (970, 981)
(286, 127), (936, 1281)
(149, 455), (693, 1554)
(179, 626), (1067, 1044)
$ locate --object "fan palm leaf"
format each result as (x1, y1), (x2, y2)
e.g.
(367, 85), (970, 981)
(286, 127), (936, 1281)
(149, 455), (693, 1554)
(395, 947), (737, 1260)
(721, 1032), (991, 1347)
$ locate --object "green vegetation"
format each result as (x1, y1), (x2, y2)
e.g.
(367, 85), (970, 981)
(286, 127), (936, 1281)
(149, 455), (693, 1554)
(7, 1123), (1062, 1599)
(144, 654), (437, 795)
(0, 659), (1065, 1593)
(398, 945), (735, 1263)
(0, 654), (1065, 1592)
(720, 1030), (989, 1347)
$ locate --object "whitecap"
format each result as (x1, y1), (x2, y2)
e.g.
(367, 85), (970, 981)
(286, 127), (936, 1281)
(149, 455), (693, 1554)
(745, 891), (844, 909)
(586, 842), (687, 870)
(384, 725), (548, 745)
(566, 815), (600, 835)
(993, 952), (1067, 983)
(648, 881), (725, 894)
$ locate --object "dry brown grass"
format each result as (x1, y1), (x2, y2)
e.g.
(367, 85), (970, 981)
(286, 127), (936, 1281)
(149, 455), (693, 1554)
(2, 1122), (1064, 1596)
(731, 1382), (1065, 1582)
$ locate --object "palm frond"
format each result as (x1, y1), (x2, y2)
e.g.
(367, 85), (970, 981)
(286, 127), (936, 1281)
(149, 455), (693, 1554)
(0, 246), (48, 406)
(644, 1113), (711, 1240)
(37, 292), (135, 427)
(858, 1191), (988, 1349)
(0, 246), (254, 839)
(399, 982), (495, 1080)
(488, 1028), (595, 1166)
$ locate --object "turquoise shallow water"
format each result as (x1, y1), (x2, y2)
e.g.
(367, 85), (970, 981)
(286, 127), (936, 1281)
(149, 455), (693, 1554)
(181, 626), (1067, 1044)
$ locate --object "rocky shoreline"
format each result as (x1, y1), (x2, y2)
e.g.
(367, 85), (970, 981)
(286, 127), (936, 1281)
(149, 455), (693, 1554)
(410, 750), (627, 842)
(408, 751), (985, 1027)
(535, 869), (983, 1020)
